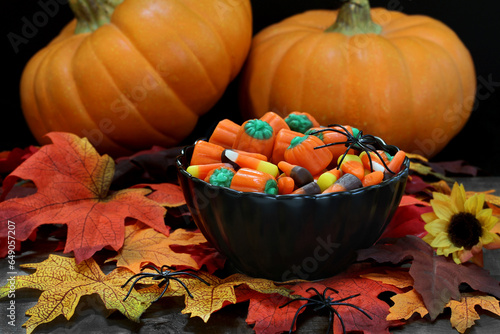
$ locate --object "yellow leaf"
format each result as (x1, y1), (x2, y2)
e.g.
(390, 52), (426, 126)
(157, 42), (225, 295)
(139, 271), (292, 322)
(106, 222), (209, 273)
(406, 153), (429, 162)
(0, 255), (154, 334)
(448, 293), (500, 333)
(387, 289), (429, 321)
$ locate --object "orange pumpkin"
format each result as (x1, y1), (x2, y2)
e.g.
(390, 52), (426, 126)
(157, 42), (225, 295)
(21, 0), (252, 157)
(239, 0), (476, 157)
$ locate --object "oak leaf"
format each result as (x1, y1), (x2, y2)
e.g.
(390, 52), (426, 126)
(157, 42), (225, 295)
(448, 293), (500, 333)
(106, 222), (223, 273)
(0, 132), (168, 262)
(357, 235), (500, 320)
(0, 254), (155, 334)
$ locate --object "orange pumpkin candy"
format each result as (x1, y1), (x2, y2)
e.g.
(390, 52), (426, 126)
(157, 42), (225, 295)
(20, 0), (253, 157)
(239, 0), (476, 157)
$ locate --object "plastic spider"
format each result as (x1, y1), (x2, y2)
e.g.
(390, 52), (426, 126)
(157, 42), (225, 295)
(122, 264), (210, 303)
(280, 287), (372, 334)
(310, 124), (400, 175)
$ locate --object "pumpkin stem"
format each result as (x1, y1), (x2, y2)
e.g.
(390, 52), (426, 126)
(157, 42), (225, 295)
(325, 0), (381, 35)
(69, 0), (124, 34)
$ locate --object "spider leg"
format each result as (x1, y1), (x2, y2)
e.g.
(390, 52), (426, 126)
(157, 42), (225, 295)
(287, 302), (313, 334)
(305, 287), (322, 296)
(122, 274), (152, 301)
(331, 302), (373, 320)
(152, 279), (171, 303)
(169, 276), (195, 298)
(168, 271), (211, 286)
(333, 293), (361, 303)
(279, 296), (317, 308)
(141, 264), (162, 274)
(330, 307), (346, 334)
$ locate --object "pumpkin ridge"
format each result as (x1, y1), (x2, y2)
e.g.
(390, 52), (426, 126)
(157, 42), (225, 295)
(173, 0), (233, 81)
(269, 32), (321, 113)
(158, 24), (220, 101)
(82, 29), (184, 145)
(38, 38), (92, 136)
(295, 34), (326, 113)
(105, 22), (205, 122)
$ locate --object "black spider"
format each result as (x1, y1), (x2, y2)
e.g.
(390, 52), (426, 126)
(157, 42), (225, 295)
(121, 264), (210, 303)
(279, 287), (372, 334)
(310, 124), (400, 175)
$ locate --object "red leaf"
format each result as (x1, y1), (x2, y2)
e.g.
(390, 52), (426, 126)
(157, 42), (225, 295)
(244, 271), (405, 334)
(0, 132), (168, 262)
(428, 160), (479, 176)
(0, 146), (39, 175)
(380, 204), (432, 239)
(357, 236), (500, 320)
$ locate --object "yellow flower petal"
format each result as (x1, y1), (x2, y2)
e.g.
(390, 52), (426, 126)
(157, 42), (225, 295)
(477, 209), (498, 231)
(450, 182), (466, 213)
(433, 192), (451, 202)
(421, 212), (438, 224)
(424, 219), (449, 236)
(431, 232), (453, 248)
(465, 193), (485, 217)
(431, 200), (455, 221)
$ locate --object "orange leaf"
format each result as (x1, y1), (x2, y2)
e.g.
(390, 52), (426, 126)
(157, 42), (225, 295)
(0, 132), (168, 262)
(399, 195), (430, 207)
(447, 293), (500, 333)
(0, 255), (155, 334)
(387, 289), (429, 321)
(132, 183), (186, 207)
(106, 222), (214, 273)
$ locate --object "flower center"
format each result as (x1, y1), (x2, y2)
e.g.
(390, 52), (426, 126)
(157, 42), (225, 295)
(447, 212), (482, 250)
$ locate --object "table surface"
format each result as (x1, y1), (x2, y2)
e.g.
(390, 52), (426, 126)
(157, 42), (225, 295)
(1, 177), (499, 334)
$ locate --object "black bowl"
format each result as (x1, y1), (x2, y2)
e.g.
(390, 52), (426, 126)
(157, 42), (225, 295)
(176, 144), (409, 282)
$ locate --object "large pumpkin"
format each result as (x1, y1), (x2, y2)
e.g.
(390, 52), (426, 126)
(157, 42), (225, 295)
(21, 0), (252, 157)
(239, 0), (475, 157)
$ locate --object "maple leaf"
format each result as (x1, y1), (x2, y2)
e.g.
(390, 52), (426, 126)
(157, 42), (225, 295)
(357, 235), (500, 320)
(0, 254), (155, 334)
(447, 293), (500, 333)
(139, 271), (292, 323)
(106, 222), (223, 273)
(387, 289), (500, 333)
(243, 270), (405, 334)
(0, 132), (168, 262)
(132, 183), (186, 207)
(0, 145), (39, 175)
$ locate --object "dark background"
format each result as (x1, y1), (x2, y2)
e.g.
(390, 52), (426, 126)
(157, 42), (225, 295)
(3, 0), (500, 175)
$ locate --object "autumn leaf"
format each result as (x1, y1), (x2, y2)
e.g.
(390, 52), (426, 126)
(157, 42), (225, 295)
(106, 222), (223, 273)
(388, 289), (429, 321)
(357, 235), (500, 320)
(112, 145), (183, 188)
(138, 271), (292, 323)
(0, 145), (38, 175)
(447, 293), (500, 333)
(132, 183), (186, 207)
(242, 281), (319, 334)
(380, 203), (432, 239)
(388, 290), (500, 333)
(0, 132), (168, 262)
(0, 254), (155, 334)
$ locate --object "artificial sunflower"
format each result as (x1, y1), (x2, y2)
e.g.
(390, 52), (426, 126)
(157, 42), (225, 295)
(422, 182), (500, 265)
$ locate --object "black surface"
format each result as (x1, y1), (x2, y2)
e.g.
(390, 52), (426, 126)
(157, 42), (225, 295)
(4, 1), (500, 175)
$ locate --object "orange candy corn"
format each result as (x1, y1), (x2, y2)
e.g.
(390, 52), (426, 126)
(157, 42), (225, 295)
(222, 149), (279, 178)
